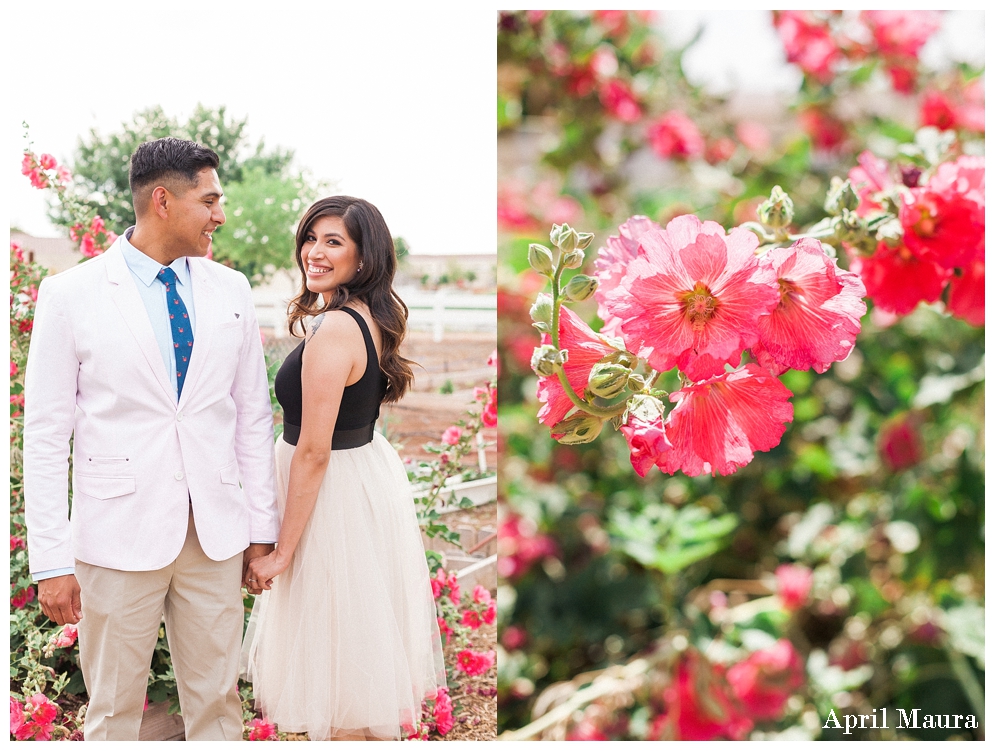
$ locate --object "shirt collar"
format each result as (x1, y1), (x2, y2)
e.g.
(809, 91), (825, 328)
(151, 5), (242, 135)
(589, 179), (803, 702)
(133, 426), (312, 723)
(121, 227), (192, 288)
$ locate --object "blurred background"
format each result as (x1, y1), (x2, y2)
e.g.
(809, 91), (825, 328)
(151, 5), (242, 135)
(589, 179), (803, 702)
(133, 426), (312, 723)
(496, 10), (984, 741)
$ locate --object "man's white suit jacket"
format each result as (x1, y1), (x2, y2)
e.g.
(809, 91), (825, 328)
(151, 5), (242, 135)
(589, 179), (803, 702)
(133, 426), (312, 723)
(23, 238), (280, 574)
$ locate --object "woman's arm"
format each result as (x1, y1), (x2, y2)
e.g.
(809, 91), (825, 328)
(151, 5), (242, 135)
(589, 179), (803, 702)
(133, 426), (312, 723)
(247, 309), (367, 588)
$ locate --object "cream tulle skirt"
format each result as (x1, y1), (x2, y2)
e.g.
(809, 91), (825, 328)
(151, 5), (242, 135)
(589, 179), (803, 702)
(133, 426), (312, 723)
(240, 434), (446, 740)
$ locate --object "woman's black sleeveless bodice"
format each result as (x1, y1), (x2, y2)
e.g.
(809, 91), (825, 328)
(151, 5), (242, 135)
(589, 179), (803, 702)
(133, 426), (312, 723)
(274, 307), (388, 450)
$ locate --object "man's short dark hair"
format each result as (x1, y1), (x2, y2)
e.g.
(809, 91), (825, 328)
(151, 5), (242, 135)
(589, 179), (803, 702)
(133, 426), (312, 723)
(129, 137), (220, 200)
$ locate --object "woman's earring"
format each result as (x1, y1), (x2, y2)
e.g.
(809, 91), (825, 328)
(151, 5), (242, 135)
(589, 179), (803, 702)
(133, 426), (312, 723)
(358, 262), (364, 271)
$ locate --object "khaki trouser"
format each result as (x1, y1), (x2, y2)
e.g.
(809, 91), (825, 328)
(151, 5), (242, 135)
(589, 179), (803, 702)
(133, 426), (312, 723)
(75, 509), (244, 741)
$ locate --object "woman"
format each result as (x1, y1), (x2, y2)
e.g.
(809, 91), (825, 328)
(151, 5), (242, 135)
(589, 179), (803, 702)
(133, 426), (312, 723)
(240, 196), (446, 741)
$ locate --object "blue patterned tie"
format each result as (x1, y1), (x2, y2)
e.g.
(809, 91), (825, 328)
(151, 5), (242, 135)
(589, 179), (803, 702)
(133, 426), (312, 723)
(156, 267), (194, 398)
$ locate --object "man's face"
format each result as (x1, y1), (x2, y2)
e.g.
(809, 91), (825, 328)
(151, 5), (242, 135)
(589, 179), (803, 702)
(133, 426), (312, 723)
(166, 167), (225, 258)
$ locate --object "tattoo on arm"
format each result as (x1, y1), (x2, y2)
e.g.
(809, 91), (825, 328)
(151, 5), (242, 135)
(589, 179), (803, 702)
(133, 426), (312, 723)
(309, 313), (326, 339)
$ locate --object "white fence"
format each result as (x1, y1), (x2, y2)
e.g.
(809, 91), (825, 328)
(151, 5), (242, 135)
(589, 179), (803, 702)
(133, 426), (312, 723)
(252, 274), (495, 341)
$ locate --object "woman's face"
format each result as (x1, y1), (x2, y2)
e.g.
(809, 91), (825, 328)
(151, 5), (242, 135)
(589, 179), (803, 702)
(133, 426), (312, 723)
(300, 215), (361, 300)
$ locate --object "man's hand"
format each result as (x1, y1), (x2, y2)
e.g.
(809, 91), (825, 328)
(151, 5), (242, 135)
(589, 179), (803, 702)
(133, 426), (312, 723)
(242, 544), (275, 596)
(38, 574), (82, 625)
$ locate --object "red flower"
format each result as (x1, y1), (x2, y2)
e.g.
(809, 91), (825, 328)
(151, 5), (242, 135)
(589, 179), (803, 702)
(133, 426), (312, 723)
(619, 400), (672, 477)
(482, 385), (497, 427)
(773, 11), (842, 84)
(647, 111), (705, 160)
(10, 535), (26, 552)
(753, 238), (866, 375)
(433, 688), (453, 735)
(461, 609), (483, 630)
(447, 571), (460, 605)
(12, 586), (36, 609)
(482, 600), (497, 625)
(727, 640), (805, 722)
(601, 215), (778, 382)
(849, 241), (949, 316)
(456, 649), (496, 676)
(775, 564), (813, 611)
(798, 107), (848, 152)
(437, 616), (453, 645)
(920, 90), (958, 130)
(246, 717), (277, 740)
(877, 413), (924, 472)
(600, 79), (642, 123)
(594, 215), (661, 338)
(947, 260), (984, 326)
(536, 305), (616, 427)
(501, 625), (528, 651)
(900, 155), (984, 270)
(661, 365), (793, 477)
(15, 694), (58, 741)
(649, 651), (752, 740)
(498, 512), (558, 580)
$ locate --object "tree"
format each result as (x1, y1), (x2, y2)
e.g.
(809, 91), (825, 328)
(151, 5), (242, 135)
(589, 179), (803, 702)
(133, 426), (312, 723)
(57, 104), (309, 283)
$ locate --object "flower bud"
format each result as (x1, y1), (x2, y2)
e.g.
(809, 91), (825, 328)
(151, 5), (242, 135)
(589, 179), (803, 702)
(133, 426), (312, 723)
(530, 344), (565, 377)
(556, 226), (580, 252)
(824, 177), (859, 215)
(528, 243), (554, 275)
(588, 361), (631, 399)
(561, 249), (584, 269)
(551, 412), (604, 445)
(627, 393), (666, 423)
(603, 349), (637, 369)
(564, 274), (597, 301)
(549, 224), (563, 246)
(530, 294), (553, 327)
(832, 208), (865, 244)
(626, 373), (646, 391)
(576, 232), (595, 250)
(758, 185), (795, 229)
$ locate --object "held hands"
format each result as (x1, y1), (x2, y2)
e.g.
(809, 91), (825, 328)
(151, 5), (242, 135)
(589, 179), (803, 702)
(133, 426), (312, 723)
(38, 574), (82, 626)
(242, 544), (275, 596)
(245, 549), (292, 593)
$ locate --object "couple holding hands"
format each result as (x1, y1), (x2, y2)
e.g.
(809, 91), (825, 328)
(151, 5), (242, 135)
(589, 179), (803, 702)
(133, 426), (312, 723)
(23, 137), (446, 741)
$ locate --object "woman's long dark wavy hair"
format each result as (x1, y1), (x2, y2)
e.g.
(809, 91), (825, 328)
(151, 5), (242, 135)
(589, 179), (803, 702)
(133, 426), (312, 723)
(288, 196), (415, 403)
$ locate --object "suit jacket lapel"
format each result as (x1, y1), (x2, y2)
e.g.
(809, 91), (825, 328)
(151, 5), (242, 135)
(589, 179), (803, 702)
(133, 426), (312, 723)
(179, 259), (221, 409)
(104, 242), (176, 403)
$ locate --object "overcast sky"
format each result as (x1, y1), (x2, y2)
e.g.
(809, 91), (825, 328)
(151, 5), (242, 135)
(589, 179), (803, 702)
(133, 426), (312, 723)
(7, 9), (983, 254)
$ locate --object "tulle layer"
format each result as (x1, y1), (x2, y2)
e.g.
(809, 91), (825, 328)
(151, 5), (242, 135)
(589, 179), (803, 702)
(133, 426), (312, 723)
(240, 433), (446, 740)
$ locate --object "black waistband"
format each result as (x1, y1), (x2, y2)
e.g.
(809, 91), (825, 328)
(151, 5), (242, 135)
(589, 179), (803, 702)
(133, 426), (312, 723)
(281, 422), (376, 450)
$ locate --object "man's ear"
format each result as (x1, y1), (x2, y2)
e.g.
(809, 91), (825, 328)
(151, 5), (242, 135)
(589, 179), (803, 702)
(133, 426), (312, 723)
(151, 186), (170, 220)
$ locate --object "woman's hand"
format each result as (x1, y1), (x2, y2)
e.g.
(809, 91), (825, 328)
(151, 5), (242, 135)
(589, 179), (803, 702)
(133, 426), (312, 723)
(245, 549), (292, 592)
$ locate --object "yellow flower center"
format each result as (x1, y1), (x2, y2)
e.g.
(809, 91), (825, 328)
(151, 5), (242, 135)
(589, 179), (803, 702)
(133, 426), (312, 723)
(681, 282), (719, 330)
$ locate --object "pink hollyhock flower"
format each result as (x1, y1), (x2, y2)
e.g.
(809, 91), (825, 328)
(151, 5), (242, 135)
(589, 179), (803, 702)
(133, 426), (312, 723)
(437, 616), (453, 645)
(28, 169), (49, 189)
(773, 11), (842, 84)
(501, 625), (528, 650)
(15, 694), (58, 741)
(849, 241), (949, 316)
(900, 155), (985, 270)
(862, 10), (941, 61)
(847, 150), (896, 217)
(727, 639), (805, 722)
(947, 260), (984, 326)
(482, 385), (497, 427)
(461, 609), (483, 629)
(483, 599), (497, 625)
(877, 414), (924, 472)
(56, 165), (72, 185)
(775, 564), (813, 610)
(567, 717), (609, 740)
(498, 513), (559, 580)
(705, 137), (737, 165)
(798, 107), (848, 152)
(447, 572), (461, 605)
(433, 688), (453, 735)
(593, 215), (661, 338)
(10, 696), (25, 736)
(660, 364), (793, 477)
(52, 623), (79, 649)
(431, 568), (447, 599)
(647, 111), (705, 160)
(246, 717), (277, 740)
(536, 304), (617, 427)
(38, 153), (57, 171)
(472, 584), (492, 604)
(12, 586), (36, 609)
(80, 233), (98, 257)
(885, 63), (918, 95)
(648, 651), (753, 741)
(600, 79), (642, 123)
(21, 153), (35, 175)
(601, 215), (778, 382)
(753, 238), (866, 375)
(920, 90), (958, 130)
(456, 649), (496, 676)
(619, 397), (672, 477)
(10, 535), (26, 552)
(441, 426), (462, 445)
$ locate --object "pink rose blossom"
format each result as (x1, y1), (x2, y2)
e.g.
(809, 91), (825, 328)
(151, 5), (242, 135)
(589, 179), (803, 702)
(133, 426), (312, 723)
(246, 717), (277, 740)
(727, 639), (805, 721)
(775, 564), (813, 610)
(661, 365), (793, 477)
(601, 215), (778, 381)
(753, 238), (866, 375)
(647, 111), (705, 160)
(536, 304), (616, 427)
(441, 426), (462, 445)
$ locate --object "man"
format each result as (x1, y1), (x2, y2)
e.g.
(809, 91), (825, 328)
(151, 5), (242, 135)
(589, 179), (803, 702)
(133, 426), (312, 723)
(23, 137), (280, 741)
